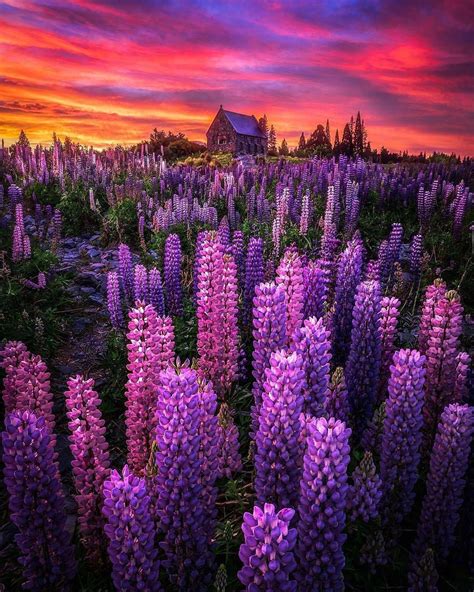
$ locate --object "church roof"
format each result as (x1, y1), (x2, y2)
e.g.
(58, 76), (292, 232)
(221, 109), (266, 138)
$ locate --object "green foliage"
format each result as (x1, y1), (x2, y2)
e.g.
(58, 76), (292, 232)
(99, 330), (128, 417)
(58, 183), (102, 236)
(103, 198), (138, 246)
(25, 180), (62, 207)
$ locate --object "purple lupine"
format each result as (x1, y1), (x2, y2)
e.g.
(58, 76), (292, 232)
(238, 504), (297, 592)
(345, 280), (382, 439)
(380, 349), (425, 529)
(276, 246), (305, 343)
(107, 271), (123, 329)
(155, 367), (217, 589)
(65, 376), (111, 562)
(193, 230), (207, 302)
(149, 267), (165, 315)
(407, 548), (439, 592)
(251, 282), (287, 432)
(231, 230), (245, 290)
(347, 451), (382, 523)
(244, 237), (265, 323)
(164, 233), (183, 316)
(125, 303), (175, 475)
(297, 417), (351, 592)
(412, 404), (474, 562)
(299, 190), (310, 235)
(454, 351), (471, 402)
(216, 403), (242, 478)
(2, 411), (76, 590)
(291, 316), (331, 416)
(423, 290), (463, 445)
(0, 340), (29, 413)
(379, 223), (403, 287)
(324, 367), (350, 424)
(102, 466), (161, 591)
(409, 234), (423, 280)
(218, 252), (240, 394)
(303, 260), (328, 320)
(255, 350), (305, 509)
(217, 215), (231, 247)
(118, 243), (134, 301)
(332, 237), (364, 365)
(378, 296), (401, 401)
(133, 263), (149, 302)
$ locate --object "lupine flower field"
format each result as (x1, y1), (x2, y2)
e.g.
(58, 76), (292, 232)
(0, 141), (473, 592)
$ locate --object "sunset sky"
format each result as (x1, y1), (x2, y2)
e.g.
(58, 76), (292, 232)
(0, 0), (473, 154)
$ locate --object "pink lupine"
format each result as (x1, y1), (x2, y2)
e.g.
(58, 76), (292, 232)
(218, 252), (240, 394)
(378, 296), (401, 401)
(125, 302), (175, 474)
(453, 352), (471, 402)
(0, 340), (29, 413)
(65, 376), (111, 562)
(418, 280), (447, 355)
(276, 247), (304, 344)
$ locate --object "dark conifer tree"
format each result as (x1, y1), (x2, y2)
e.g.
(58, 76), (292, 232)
(258, 115), (269, 149)
(279, 138), (289, 156)
(268, 125), (277, 156)
(340, 123), (353, 156)
(307, 124), (331, 155)
(298, 132), (306, 154)
(354, 111), (364, 155)
(333, 128), (340, 156)
(325, 119), (331, 148)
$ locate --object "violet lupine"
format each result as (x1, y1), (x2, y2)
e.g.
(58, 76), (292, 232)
(332, 237), (364, 365)
(196, 232), (225, 387)
(423, 290), (463, 444)
(417, 279), (447, 356)
(407, 548), (439, 592)
(193, 230), (207, 302)
(409, 234), (424, 280)
(454, 351), (471, 402)
(380, 349), (425, 529)
(291, 316), (331, 416)
(125, 303), (175, 475)
(217, 215), (231, 247)
(107, 271), (123, 329)
(299, 189), (310, 235)
(231, 230), (245, 290)
(102, 466), (161, 592)
(244, 237), (265, 323)
(238, 504), (297, 592)
(218, 252), (240, 393)
(303, 260), (328, 320)
(216, 403), (242, 478)
(149, 267), (165, 315)
(347, 451), (382, 523)
(276, 247), (305, 344)
(412, 404), (474, 563)
(65, 376), (111, 562)
(255, 350), (305, 509)
(296, 417), (352, 592)
(0, 340), (29, 413)
(164, 233), (183, 316)
(251, 282), (287, 431)
(2, 411), (76, 591)
(379, 223), (403, 287)
(133, 263), (149, 302)
(378, 296), (401, 400)
(118, 243), (134, 301)
(155, 367), (217, 590)
(345, 280), (382, 439)
(324, 367), (350, 424)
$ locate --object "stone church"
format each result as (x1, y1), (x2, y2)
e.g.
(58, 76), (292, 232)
(206, 106), (267, 155)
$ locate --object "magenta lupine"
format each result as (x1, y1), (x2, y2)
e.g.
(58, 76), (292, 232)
(325, 367), (350, 424)
(149, 267), (165, 315)
(155, 367), (217, 589)
(65, 376), (111, 562)
(2, 411), (76, 591)
(303, 260), (328, 320)
(409, 234), (424, 280)
(218, 252), (240, 393)
(333, 237), (364, 364)
(345, 280), (382, 439)
(412, 404), (474, 562)
(347, 451), (382, 523)
(118, 243), (134, 300)
(107, 271), (123, 329)
(378, 296), (401, 400)
(454, 351), (471, 402)
(296, 417), (352, 592)
(380, 349), (425, 528)
(238, 504), (297, 592)
(0, 340), (29, 413)
(133, 263), (149, 302)
(216, 403), (242, 478)
(244, 237), (265, 322)
(291, 316), (331, 416)
(125, 303), (175, 474)
(423, 290), (463, 443)
(196, 232), (225, 386)
(255, 350), (305, 509)
(276, 247), (304, 343)
(418, 280), (447, 356)
(102, 466), (161, 592)
(164, 233), (183, 316)
(251, 282), (287, 431)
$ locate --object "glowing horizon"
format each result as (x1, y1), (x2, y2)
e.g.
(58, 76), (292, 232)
(1, 0), (473, 155)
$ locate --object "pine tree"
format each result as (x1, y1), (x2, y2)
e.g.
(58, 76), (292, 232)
(297, 132), (306, 155)
(349, 115), (354, 142)
(268, 125), (277, 156)
(18, 130), (30, 147)
(333, 129), (340, 156)
(307, 124), (331, 155)
(325, 119), (331, 148)
(258, 115), (268, 139)
(354, 111), (364, 156)
(340, 123), (353, 156)
(279, 138), (289, 156)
